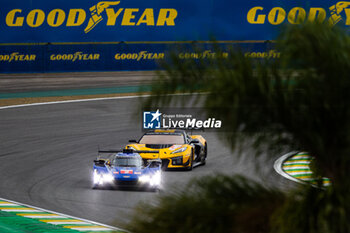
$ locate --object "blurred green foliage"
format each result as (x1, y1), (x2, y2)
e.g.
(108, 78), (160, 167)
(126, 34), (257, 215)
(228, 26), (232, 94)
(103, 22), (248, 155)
(128, 175), (284, 233)
(130, 23), (350, 233)
(273, 186), (349, 233)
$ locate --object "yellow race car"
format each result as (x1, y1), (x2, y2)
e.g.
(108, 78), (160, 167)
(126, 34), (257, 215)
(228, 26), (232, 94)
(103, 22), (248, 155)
(126, 129), (207, 170)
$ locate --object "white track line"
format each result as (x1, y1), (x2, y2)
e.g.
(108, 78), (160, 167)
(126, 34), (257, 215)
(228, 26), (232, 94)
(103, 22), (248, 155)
(18, 214), (68, 219)
(0, 92), (201, 110)
(283, 161), (311, 165)
(0, 203), (19, 206)
(0, 95), (149, 110)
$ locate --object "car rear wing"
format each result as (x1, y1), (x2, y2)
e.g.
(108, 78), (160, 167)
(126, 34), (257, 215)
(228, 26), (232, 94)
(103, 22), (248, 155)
(98, 149), (159, 154)
(94, 149), (160, 166)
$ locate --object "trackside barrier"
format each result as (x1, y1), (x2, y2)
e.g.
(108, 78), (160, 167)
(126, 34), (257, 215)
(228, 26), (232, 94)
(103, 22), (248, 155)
(1, 0), (348, 72)
(0, 42), (277, 73)
(0, 0), (348, 43)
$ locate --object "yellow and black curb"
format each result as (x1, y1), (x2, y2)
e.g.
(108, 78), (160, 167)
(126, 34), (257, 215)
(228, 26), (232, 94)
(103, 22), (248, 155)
(0, 197), (125, 232)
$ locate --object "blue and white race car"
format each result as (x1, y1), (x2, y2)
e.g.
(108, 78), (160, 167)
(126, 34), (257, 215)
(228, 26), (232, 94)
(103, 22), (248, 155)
(92, 149), (162, 191)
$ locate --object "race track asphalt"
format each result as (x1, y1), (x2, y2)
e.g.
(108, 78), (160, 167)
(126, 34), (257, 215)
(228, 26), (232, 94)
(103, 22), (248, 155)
(0, 96), (295, 227)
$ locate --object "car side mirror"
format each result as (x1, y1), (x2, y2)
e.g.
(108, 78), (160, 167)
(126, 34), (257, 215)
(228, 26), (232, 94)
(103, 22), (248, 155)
(129, 139), (137, 143)
(190, 139), (199, 144)
(94, 159), (106, 167)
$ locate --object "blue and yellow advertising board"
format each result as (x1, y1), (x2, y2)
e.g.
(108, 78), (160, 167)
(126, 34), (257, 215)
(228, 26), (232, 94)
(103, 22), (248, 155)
(0, 0), (348, 72)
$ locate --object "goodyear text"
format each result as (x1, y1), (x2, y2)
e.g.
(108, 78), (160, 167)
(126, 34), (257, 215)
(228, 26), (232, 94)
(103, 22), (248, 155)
(115, 51), (164, 61)
(50, 52), (100, 62)
(6, 3), (178, 34)
(247, 2), (350, 26)
(178, 50), (229, 59)
(244, 50), (280, 59)
(0, 53), (36, 62)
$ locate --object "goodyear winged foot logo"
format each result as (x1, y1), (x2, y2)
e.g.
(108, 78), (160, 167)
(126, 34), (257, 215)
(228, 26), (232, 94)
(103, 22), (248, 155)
(247, 1), (350, 26)
(84, 1), (120, 33)
(329, 1), (350, 25)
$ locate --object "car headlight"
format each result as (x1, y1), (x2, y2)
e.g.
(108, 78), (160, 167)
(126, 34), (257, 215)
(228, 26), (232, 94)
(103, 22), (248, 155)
(171, 156), (183, 165)
(93, 169), (100, 184)
(127, 146), (137, 151)
(171, 147), (187, 154)
(150, 172), (161, 186)
(102, 173), (114, 183)
(93, 170), (113, 185)
(139, 173), (161, 187)
(139, 175), (151, 183)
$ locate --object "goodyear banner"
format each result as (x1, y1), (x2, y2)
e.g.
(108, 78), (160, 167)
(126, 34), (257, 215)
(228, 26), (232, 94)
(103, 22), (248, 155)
(0, 0), (348, 72)
(0, 43), (278, 72)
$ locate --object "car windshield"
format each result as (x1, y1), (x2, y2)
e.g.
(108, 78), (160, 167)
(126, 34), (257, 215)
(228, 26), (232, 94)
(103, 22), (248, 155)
(139, 134), (185, 144)
(112, 157), (142, 167)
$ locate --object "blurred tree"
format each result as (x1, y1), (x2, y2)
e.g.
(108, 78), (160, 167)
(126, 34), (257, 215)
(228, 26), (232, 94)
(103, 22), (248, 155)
(128, 175), (284, 233)
(128, 23), (350, 233)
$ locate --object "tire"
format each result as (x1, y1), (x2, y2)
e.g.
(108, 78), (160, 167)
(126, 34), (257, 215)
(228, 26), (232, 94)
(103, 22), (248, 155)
(187, 150), (193, 171)
(201, 143), (207, 165)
